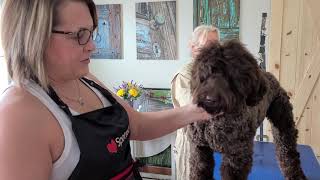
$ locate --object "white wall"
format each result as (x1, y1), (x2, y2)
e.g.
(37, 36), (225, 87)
(90, 0), (271, 90)
(240, 0), (271, 62)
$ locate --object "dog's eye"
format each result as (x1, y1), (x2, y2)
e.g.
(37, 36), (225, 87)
(205, 96), (217, 103)
(206, 96), (213, 100)
(199, 76), (208, 83)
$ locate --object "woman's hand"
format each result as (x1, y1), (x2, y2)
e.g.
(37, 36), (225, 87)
(181, 104), (212, 124)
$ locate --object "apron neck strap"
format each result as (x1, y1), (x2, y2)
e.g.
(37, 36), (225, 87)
(47, 85), (74, 116)
(80, 77), (117, 105)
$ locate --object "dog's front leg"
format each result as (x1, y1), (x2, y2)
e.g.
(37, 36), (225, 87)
(220, 149), (253, 180)
(189, 144), (214, 180)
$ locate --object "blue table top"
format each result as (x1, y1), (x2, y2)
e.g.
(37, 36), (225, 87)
(213, 141), (320, 180)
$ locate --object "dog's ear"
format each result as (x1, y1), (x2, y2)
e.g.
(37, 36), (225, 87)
(191, 42), (223, 92)
(245, 72), (267, 106)
(223, 40), (267, 106)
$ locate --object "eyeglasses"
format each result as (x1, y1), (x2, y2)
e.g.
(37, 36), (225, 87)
(52, 28), (94, 45)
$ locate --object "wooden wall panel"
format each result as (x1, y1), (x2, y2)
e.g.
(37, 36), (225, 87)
(306, 0), (320, 32)
(311, 83), (320, 157)
(267, 0), (283, 79)
(278, 0), (300, 99)
(294, 2), (314, 89)
(296, 102), (311, 145)
(294, 0), (313, 127)
(269, 0), (320, 157)
(293, 32), (320, 125)
(293, 0), (320, 157)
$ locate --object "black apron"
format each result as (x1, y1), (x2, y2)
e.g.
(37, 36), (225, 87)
(48, 77), (142, 180)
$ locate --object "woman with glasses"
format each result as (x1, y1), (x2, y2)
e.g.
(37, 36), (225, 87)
(0, 1), (210, 180)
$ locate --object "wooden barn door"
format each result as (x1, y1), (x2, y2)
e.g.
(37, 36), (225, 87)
(268, 0), (320, 157)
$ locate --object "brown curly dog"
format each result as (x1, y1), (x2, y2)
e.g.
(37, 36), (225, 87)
(188, 40), (306, 180)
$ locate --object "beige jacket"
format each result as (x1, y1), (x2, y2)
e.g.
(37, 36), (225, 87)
(171, 61), (193, 180)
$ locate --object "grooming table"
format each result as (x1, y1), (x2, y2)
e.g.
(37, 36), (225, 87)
(213, 141), (320, 180)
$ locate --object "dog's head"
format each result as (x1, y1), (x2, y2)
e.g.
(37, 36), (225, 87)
(191, 40), (267, 115)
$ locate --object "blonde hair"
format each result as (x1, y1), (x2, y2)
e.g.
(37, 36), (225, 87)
(191, 25), (220, 48)
(0, 0), (97, 91)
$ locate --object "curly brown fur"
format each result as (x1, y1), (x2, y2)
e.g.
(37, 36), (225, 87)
(188, 40), (306, 180)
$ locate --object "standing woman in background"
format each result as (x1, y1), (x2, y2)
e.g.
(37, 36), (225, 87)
(0, 0), (211, 180)
(171, 25), (220, 180)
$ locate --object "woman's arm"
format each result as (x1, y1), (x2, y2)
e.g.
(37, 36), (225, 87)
(103, 91), (209, 140)
(128, 104), (209, 140)
(0, 88), (52, 180)
(86, 73), (210, 141)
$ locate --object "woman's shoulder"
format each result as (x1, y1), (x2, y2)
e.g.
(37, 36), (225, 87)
(0, 85), (56, 125)
(1, 85), (42, 109)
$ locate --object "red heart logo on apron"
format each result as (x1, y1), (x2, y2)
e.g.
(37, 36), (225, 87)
(107, 139), (118, 153)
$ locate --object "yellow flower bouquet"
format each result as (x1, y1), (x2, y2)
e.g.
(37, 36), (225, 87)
(114, 80), (143, 101)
